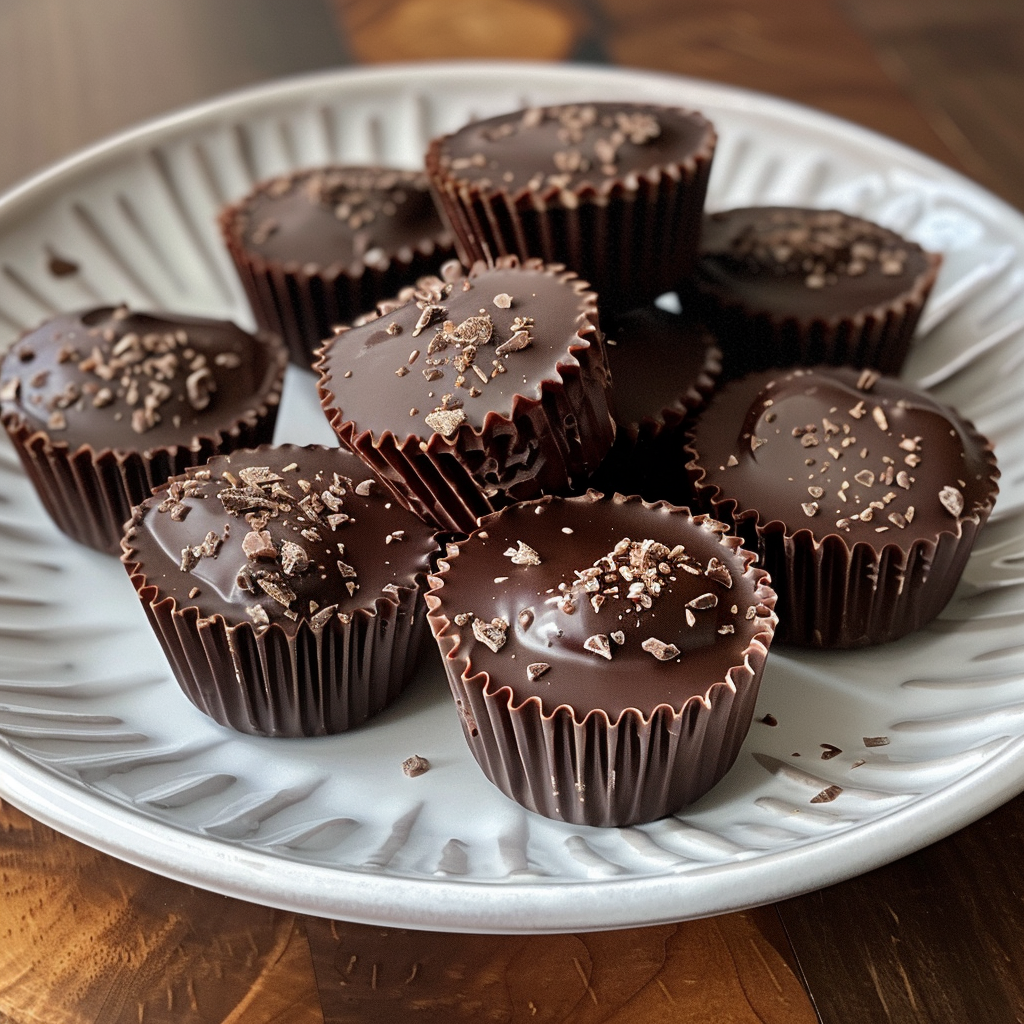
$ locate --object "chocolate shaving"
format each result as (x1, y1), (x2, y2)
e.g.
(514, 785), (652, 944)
(811, 785), (843, 804)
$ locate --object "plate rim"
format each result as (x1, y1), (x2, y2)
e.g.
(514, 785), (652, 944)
(1, 59), (1023, 933)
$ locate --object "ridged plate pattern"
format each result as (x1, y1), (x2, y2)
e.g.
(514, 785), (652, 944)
(0, 63), (1022, 933)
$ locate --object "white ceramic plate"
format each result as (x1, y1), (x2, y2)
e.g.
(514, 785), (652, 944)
(1, 62), (1023, 934)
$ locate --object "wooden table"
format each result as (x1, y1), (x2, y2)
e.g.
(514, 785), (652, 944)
(2, 2), (1023, 1021)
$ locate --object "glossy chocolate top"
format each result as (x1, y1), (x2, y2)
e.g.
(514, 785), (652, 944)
(432, 102), (714, 194)
(124, 445), (438, 632)
(688, 366), (997, 545)
(695, 207), (936, 320)
(0, 307), (284, 453)
(605, 305), (719, 430)
(228, 166), (451, 271)
(430, 493), (775, 720)
(318, 261), (600, 438)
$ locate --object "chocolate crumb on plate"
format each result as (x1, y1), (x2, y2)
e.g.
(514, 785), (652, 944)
(402, 754), (431, 777)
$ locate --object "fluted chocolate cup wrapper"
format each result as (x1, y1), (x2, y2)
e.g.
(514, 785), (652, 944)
(689, 207), (942, 380)
(425, 102), (716, 312)
(316, 256), (616, 535)
(0, 308), (287, 555)
(121, 444), (438, 737)
(218, 167), (457, 367)
(686, 366), (1000, 648)
(587, 304), (722, 506)
(426, 492), (778, 828)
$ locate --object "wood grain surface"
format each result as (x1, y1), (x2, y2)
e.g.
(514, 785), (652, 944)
(1, 0), (1023, 1021)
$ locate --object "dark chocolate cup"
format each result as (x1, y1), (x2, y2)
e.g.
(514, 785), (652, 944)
(315, 258), (616, 535)
(1, 336), (286, 556)
(685, 421), (999, 649)
(425, 115), (716, 312)
(689, 213), (942, 380)
(219, 195), (457, 369)
(426, 497), (779, 827)
(122, 538), (428, 737)
(589, 334), (721, 507)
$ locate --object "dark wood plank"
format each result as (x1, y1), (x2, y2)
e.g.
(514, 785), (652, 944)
(778, 792), (1024, 1023)
(0, 800), (322, 1024)
(836, 0), (1024, 210)
(305, 909), (817, 1022)
(0, 0), (349, 193)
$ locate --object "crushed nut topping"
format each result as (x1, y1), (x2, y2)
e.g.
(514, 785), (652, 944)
(503, 540), (542, 565)
(472, 616), (509, 653)
(401, 754), (431, 777)
(641, 637), (680, 661)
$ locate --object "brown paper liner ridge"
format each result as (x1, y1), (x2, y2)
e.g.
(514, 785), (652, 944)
(219, 201), (456, 367)
(425, 118), (716, 311)
(692, 251), (941, 379)
(315, 263), (615, 534)
(122, 546), (428, 736)
(684, 417), (999, 648)
(1, 345), (284, 556)
(425, 495), (778, 827)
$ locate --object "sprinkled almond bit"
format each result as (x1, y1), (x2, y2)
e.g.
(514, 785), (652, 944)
(811, 785), (843, 804)
(257, 576), (296, 608)
(705, 557), (733, 587)
(750, 435), (768, 451)
(0, 377), (20, 401)
(395, 365), (409, 377)
(526, 662), (550, 682)
(584, 634), (613, 660)
(807, 485), (824, 499)
(47, 410), (67, 430)
(848, 400), (866, 419)
(800, 433), (819, 448)
(309, 604), (338, 630)
(854, 469), (875, 487)
(939, 485), (964, 518)
(425, 407), (465, 438)
(385, 322), (402, 336)
(610, 630), (625, 645)
(493, 293), (513, 309)
(687, 593), (719, 610)
(412, 303), (445, 337)
(726, 454), (739, 467)
(402, 754), (430, 777)
(641, 637), (680, 661)
(504, 540), (542, 565)
(856, 369), (880, 391)
(385, 530), (405, 544)
(188, 586), (200, 599)
(472, 616), (509, 653)
(801, 502), (819, 517)
(247, 605), (270, 627)
(871, 406), (889, 431)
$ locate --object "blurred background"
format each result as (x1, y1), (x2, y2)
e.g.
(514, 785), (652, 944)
(1, 0), (1022, 209)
